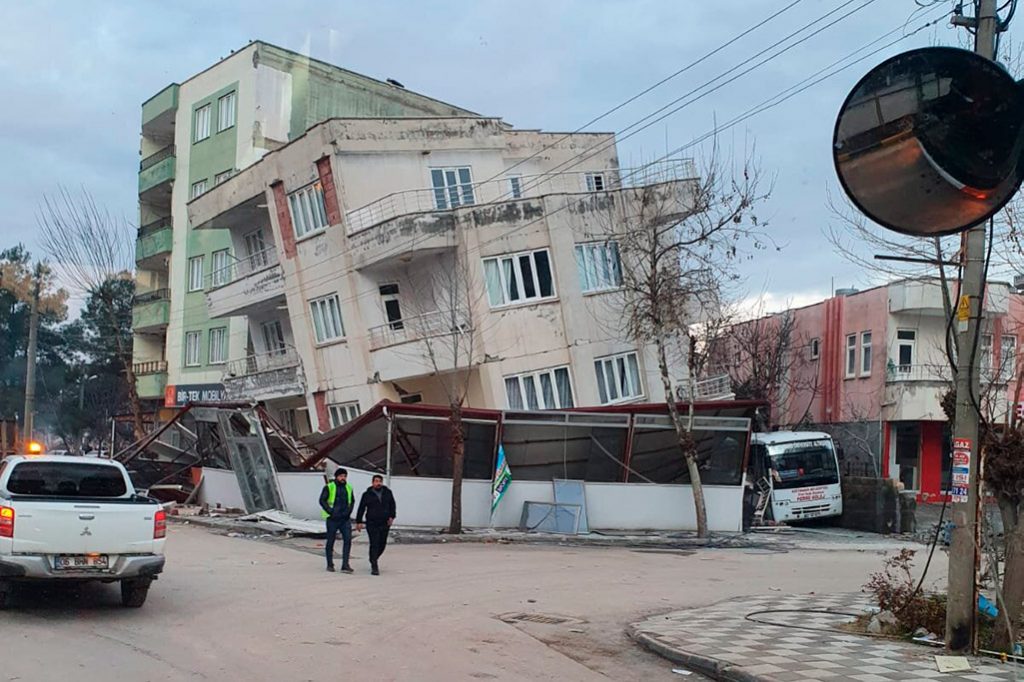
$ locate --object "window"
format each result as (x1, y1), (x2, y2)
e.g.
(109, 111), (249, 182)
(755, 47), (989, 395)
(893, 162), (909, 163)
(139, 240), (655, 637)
(810, 338), (820, 360)
(845, 334), (857, 378)
(482, 248), (555, 307)
(261, 320), (287, 355)
(981, 334), (993, 376)
(584, 172), (606, 192)
(896, 329), (916, 371)
(504, 367), (574, 410)
(861, 331), (872, 376)
(575, 241), (622, 292)
(328, 402), (361, 428)
(217, 91), (236, 132)
(214, 169), (234, 185)
(7, 461), (127, 498)
(431, 167), (475, 209)
(244, 229), (269, 269)
(1002, 334), (1017, 380)
(184, 331), (202, 367)
(594, 351), (643, 404)
(209, 327), (228, 365)
(193, 103), (211, 142)
(211, 249), (231, 287)
(309, 294), (345, 343)
(187, 256), (204, 292)
(400, 393), (423, 404)
(379, 283), (403, 330)
(508, 175), (523, 199)
(288, 182), (330, 238)
(191, 179), (209, 200)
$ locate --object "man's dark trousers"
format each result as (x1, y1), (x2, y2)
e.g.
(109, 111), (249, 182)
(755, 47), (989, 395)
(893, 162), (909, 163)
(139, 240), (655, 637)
(367, 522), (390, 565)
(325, 517), (352, 568)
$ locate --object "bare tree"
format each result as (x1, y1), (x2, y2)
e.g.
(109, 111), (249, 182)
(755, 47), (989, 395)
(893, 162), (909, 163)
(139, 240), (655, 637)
(36, 187), (144, 438)
(400, 250), (483, 534)
(606, 149), (771, 537)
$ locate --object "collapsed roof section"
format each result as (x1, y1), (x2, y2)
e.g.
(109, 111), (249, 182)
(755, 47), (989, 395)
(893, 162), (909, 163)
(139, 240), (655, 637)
(304, 400), (767, 486)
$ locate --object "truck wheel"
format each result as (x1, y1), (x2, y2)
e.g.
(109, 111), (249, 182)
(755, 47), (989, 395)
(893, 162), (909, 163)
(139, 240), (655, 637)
(120, 579), (151, 608)
(0, 581), (11, 610)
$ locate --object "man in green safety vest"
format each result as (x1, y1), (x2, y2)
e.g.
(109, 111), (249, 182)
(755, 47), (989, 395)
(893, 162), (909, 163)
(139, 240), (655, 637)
(319, 468), (356, 573)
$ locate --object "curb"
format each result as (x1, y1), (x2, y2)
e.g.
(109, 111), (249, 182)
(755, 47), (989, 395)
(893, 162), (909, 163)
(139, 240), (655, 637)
(627, 624), (769, 682)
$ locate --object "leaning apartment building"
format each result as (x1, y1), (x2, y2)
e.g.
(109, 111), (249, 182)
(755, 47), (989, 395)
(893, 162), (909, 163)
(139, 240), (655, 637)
(133, 41), (699, 435)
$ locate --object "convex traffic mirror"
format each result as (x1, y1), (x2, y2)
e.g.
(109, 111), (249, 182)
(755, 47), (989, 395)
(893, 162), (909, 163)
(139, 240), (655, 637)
(833, 46), (1024, 236)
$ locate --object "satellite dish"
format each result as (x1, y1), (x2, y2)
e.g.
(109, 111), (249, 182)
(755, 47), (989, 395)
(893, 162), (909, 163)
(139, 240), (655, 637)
(833, 46), (1024, 237)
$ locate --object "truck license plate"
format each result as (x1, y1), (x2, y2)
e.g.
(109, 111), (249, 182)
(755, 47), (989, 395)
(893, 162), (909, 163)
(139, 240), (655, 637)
(55, 555), (109, 570)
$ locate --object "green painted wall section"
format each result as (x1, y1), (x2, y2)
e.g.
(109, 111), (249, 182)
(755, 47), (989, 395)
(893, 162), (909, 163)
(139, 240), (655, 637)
(135, 226), (172, 264)
(138, 156), (175, 195)
(132, 299), (170, 332)
(136, 371), (168, 399)
(142, 84), (179, 126)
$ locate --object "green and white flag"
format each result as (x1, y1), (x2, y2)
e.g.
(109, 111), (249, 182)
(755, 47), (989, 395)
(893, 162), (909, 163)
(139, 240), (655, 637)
(491, 444), (512, 514)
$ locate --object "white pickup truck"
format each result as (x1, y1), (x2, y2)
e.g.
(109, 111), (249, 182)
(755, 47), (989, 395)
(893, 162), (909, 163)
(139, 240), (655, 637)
(0, 455), (166, 608)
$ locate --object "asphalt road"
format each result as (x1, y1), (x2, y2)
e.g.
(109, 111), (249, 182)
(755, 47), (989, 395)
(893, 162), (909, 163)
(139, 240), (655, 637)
(1, 525), (919, 681)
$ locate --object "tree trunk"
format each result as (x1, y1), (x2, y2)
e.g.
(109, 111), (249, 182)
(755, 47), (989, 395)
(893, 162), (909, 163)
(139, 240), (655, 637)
(655, 333), (709, 538)
(448, 401), (465, 534)
(102, 294), (145, 441)
(996, 497), (1024, 651)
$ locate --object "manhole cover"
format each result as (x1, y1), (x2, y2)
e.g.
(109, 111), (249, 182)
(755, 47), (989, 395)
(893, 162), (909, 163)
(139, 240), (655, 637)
(498, 612), (584, 626)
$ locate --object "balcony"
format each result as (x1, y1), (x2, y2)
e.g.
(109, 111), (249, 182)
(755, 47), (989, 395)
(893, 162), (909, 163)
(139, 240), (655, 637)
(139, 145), (176, 203)
(135, 219), (173, 270)
(134, 360), (169, 399)
(132, 288), (171, 334)
(889, 279), (1010, 316)
(205, 246), (285, 319)
(368, 309), (473, 382)
(886, 363), (949, 383)
(223, 348), (305, 401)
(141, 84), (178, 142)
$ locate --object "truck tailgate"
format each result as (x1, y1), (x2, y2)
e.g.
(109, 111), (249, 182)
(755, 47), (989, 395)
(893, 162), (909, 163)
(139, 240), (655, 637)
(12, 500), (157, 555)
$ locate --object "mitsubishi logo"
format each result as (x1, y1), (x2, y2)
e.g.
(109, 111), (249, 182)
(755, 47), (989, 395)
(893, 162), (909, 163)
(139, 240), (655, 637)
(80, 526), (92, 537)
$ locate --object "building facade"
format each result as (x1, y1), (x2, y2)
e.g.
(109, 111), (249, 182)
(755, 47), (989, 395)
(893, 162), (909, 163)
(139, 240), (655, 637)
(133, 41), (477, 414)
(185, 114), (699, 435)
(723, 279), (1024, 500)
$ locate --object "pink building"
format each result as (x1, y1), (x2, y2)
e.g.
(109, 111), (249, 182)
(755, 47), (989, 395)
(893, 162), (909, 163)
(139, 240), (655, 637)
(725, 278), (1024, 500)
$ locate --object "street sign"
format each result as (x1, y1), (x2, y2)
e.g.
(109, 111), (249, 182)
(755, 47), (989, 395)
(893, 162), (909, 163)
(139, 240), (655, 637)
(833, 47), (1024, 236)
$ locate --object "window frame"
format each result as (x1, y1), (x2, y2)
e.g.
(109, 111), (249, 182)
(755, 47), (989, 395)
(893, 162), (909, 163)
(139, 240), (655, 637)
(190, 179), (208, 200)
(504, 366), (575, 410)
(309, 294), (345, 344)
(430, 166), (475, 209)
(1001, 334), (1018, 381)
(896, 328), (917, 371)
(482, 248), (556, 308)
(574, 240), (623, 293)
(210, 249), (231, 288)
(184, 330), (202, 367)
(584, 172), (606, 192)
(809, 338), (820, 360)
(193, 103), (211, 143)
(208, 326), (228, 365)
(845, 334), (857, 379)
(214, 169), (235, 185)
(328, 401), (361, 428)
(507, 174), (523, 199)
(594, 351), (644, 405)
(187, 255), (205, 293)
(217, 91), (237, 133)
(860, 331), (872, 376)
(287, 182), (330, 239)
(261, 319), (287, 356)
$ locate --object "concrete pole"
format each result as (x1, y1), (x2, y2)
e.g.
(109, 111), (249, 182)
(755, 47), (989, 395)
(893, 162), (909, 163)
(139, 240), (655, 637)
(946, 0), (998, 653)
(21, 268), (41, 445)
(384, 408), (393, 486)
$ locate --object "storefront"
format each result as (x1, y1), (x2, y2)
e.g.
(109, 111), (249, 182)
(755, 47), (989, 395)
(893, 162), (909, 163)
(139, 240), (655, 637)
(882, 420), (951, 501)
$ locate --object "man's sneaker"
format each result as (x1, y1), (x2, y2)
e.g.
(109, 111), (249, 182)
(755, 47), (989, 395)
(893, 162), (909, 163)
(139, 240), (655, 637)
(371, 564), (380, 576)
(326, 565), (336, 573)
(341, 565), (354, 574)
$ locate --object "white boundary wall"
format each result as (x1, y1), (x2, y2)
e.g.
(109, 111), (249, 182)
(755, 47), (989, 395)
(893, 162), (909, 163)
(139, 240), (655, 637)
(198, 466), (742, 532)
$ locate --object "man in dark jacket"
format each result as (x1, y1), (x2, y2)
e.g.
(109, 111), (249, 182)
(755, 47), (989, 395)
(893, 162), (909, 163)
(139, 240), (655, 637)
(319, 468), (355, 573)
(355, 475), (396, 575)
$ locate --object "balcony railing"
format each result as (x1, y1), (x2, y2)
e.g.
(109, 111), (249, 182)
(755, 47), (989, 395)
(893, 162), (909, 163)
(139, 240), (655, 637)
(133, 288), (171, 306)
(138, 217), (171, 237)
(886, 363), (949, 382)
(133, 360), (168, 376)
(206, 246), (279, 291)
(368, 309), (472, 350)
(676, 374), (734, 402)
(140, 145), (175, 172)
(344, 160), (698, 235)
(224, 347), (301, 378)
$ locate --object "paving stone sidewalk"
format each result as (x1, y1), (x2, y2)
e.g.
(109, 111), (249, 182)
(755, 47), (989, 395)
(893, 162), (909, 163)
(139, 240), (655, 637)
(630, 593), (1015, 681)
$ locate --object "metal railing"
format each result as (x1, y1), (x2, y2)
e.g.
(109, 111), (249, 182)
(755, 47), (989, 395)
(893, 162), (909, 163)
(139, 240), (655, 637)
(137, 218), (171, 237)
(140, 145), (175, 172)
(344, 160), (698, 235)
(368, 308), (472, 350)
(885, 363), (949, 382)
(132, 288), (170, 305)
(133, 360), (168, 376)
(224, 347), (301, 378)
(676, 374), (734, 402)
(206, 246), (279, 291)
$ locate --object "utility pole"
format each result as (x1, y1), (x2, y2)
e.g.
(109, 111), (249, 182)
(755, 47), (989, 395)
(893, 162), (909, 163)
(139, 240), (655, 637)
(21, 266), (42, 445)
(946, 0), (998, 653)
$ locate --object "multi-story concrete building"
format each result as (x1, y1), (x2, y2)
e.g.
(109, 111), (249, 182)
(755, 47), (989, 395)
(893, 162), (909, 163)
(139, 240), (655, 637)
(132, 41), (477, 413)
(722, 279), (1024, 500)
(186, 114), (698, 436)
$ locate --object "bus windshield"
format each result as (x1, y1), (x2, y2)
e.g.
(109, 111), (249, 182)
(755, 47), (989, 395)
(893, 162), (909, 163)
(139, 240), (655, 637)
(768, 439), (839, 490)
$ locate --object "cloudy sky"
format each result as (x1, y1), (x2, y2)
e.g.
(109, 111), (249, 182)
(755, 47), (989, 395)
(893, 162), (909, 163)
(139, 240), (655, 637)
(0, 0), (984, 313)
